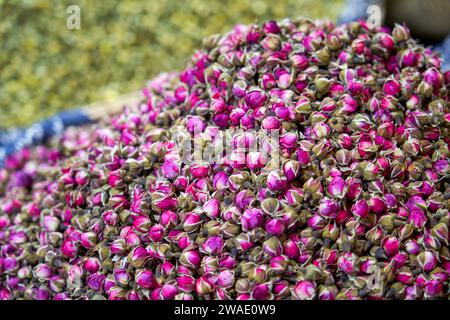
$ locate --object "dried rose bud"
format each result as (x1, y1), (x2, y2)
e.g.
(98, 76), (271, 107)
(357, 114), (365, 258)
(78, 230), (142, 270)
(292, 280), (316, 300)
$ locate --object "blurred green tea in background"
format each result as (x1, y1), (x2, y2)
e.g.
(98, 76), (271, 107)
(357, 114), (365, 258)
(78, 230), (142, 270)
(0, 0), (344, 128)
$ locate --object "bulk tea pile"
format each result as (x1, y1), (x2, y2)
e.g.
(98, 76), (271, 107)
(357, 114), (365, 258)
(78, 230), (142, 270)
(0, 18), (449, 300)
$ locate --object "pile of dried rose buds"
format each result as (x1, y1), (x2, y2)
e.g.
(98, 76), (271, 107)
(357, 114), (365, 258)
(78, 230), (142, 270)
(0, 18), (449, 300)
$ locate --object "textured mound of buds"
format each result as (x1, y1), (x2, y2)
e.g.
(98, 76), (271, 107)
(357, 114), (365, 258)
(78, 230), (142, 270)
(1, 18), (449, 300)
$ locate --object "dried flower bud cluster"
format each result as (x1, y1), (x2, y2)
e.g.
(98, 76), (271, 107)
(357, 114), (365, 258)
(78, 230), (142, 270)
(0, 18), (449, 300)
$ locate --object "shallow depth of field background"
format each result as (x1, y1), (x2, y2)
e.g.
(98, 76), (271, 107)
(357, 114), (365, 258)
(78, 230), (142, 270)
(0, 0), (344, 128)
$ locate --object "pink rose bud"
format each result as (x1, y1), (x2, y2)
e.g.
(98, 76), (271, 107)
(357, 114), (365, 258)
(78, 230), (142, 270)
(186, 116), (206, 133)
(417, 251), (437, 272)
(246, 151), (267, 170)
(202, 236), (224, 255)
(297, 149), (311, 166)
(42, 215), (59, 232)
(212, 171), (228, 190)
(113, 268), (130, 287)
(34, 263), (52, 280)
(290, 54), (309, 70)
(180, 250), (201, 268)
(84, 257), (101, 273)
(245, 89), (268, 109)
(161, 284), (178, 300)
(338, 252), (358, 274)
(323, 249), (338, 265)
(241, 208), (263, 231)
(293, 280), (316, 300)
(217, 270), (235, 288)
(383, 78), (401, 96)
(396, 269), (413, 284)
(424, 279), (443, 298)
(261, 116), (281, 130)
(195, 276), (214, 296)
(404, 239), (420, 255)
(369, 197), (385, 214)
(283, 160), (299, 181)
(61, 240), (77, 258)
(383, 236), (400, 256)
(160, 210), (178, 228)
(327, 176), (346, 199)
(189, 162), (210, 179)
(312, 122), (330, 139)
(423, 67), (443, 89)
(318, 197), (339, 218)
(308, 214), (326, 230)
(252, 283), (272, 300)
(351, 199), (370, 219)
(102, 210), (118, 226)
(408, 208), (427, 229)
(283, 239), (300, 260)
(177, 275), (195, 292)
(133, 215), (152, 233)
(148, 224), (164, 242)
(265, 218), (285, 236)
(161, 160), (179, 180)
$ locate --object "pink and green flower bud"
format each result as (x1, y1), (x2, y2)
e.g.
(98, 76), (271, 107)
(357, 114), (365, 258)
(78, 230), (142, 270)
(80, 231), (97, 249)
(312, 122), (330, 139)
(161, 160), (180, 180)
(396, 268), (414, 284)
(404, 239), (420, 255)
(417, 251), (437, 272)
(382, 236), (400, 256)
(423, 67), (443, 89)
(265, 218), (285, 236)
(318, 197), (339, 219)
(283, 239), (300, 260)
(241, 208), (263, 231)
(351, 199), (370, 219)
(202, 236), (224, 256)
(129, 246), (149, 268)
(34, 263), (52, 280)
(263, 237), (283, 257)
(424, 279), (443, 298)
(338, 252), (359, 274)
(84, 257), (101, 273)
(146, 224), (163, 243)
(217, 270), (235, 288)
(245, 89), (268, 109)
(195, 276), (214, 296)
(183, 212), (202, 233)
(135, 269), (154, 289)
(296, 149), (311, 166)
(189, 162), (210, 179)
(270, 255), (289, 273)
(318, 286), (337, 300)
(308, 214), (326, 230)
(292, 280), (316, 300)
(368, 197), (385, 214)
(102, 210), (118, 226)
(180, 250), (201, 268)
(161, 284), (178, 300)
(282, 160), (299, 182)
(327, 176), (346, 199)
(251, 283), (272, 300)
(408, 209), (427, 230)
(114, 268), (130, 287)
(61, 240), (78, 258)
(177, 275), (195, 292)
(431, 223), (448, 244)
(201, 198), (219, 219)
(42, 215), (60, 232)
(290, 54), (309, 70)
